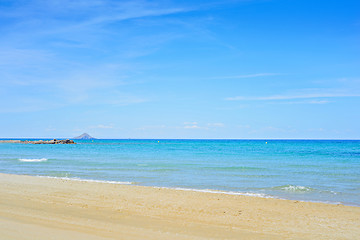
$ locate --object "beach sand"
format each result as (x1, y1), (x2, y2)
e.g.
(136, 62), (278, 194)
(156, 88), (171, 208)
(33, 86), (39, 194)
(0, 173), (359, 239)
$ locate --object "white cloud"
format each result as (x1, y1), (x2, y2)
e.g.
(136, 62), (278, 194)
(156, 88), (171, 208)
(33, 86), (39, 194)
(184, 125), (202, 129)
(183, 121), (206, 130)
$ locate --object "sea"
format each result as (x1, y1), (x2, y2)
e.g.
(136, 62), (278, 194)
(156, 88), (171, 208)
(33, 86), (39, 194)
(0, 139), (359, 206)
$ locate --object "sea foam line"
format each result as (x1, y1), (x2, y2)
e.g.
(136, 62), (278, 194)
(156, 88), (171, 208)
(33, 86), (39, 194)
(162, 187), (275, 198)
(37, 175), (133, 185)
(19, 158), (48, 162)
(33, 175), (348, 206)
(37, 175), (273, 198)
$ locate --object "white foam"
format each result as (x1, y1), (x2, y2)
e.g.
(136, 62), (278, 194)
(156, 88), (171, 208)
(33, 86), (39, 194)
(36, 175), (272, 198)
(19, 158), (48, 162)
(30, 175), (353, 206)
(156, 186), (275, 198)
(281, 185), (312, 192)
(37, 175), (133, 185)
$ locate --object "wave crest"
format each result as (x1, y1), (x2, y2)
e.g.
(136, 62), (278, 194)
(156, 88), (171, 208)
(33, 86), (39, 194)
(273, 185), (314, 192)
(18, 158), (48, 162)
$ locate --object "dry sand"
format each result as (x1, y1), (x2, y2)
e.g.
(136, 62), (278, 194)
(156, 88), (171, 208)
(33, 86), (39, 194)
(0, 173), (359, 239)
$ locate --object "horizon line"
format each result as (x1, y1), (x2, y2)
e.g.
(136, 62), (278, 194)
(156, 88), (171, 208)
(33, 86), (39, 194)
(1, 138), (359, 141)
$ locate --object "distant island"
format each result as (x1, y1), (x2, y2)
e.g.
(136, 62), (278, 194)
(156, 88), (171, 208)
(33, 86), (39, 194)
(73, 133), (96, 140)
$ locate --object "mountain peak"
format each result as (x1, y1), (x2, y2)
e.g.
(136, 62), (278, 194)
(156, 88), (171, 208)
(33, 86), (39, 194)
(73, 133), (95, 139)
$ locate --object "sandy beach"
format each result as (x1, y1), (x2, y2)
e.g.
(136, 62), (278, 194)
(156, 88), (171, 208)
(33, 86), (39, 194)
(0, 173), (359, 239)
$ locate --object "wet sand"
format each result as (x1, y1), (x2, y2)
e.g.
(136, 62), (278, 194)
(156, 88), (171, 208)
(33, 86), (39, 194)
(0, 173), (359, 239)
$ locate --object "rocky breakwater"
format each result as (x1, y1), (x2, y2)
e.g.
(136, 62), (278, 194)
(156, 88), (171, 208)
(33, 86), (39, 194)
(23, 139), (76, 144)
(0, 140), (22, 143)
(0, 139), (76, 144)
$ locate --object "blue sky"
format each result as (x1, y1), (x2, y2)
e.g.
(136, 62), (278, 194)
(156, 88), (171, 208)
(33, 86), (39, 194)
(0, 0), (359, 139)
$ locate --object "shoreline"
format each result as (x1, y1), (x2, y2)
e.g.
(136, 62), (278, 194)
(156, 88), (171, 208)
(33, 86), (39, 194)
(36, 174), (355, 207)
(1, 173), (359, 239)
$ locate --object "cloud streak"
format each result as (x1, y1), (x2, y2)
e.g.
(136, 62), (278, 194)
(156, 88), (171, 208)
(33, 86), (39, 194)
(82, 7), (190, 27)
(90, 124), (114, 129)
(226, 91), (360, 101)
(206, 73), (281, 80)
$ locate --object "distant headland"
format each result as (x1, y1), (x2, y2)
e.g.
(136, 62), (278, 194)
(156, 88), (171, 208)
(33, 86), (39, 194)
(73, 133), (95, 140)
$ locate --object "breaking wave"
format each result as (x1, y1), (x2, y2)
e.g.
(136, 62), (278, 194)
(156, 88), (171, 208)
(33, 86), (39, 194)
(272, 185), (314, 192)
(18, 158), (48, 162)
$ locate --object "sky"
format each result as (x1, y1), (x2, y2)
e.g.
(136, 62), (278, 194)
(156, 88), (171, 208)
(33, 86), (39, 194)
(0, 0), (359, 139)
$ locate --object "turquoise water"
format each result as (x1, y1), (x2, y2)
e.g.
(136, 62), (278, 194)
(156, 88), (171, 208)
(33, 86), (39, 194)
(1, 139), (359, 206)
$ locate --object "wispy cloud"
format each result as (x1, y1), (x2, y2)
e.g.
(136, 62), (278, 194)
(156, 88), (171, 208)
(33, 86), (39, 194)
(45, 127), (57, 132)
(183, 122), (203, 129)
(248, 126), (298, 134)
(308, 128), (326, 132)
(226, 90), (360, 101)
(268, 100), (331, 105)
(79, 7), (190, 28)
(0, 95), (64, 113)
(137, 122), (225, 131)
(12, 1), (195, 38)
(90, 124), (114, 129)
(0, 48), (53, 67)
(237, 124), (251, 129)
(207, 73), (281, 80)
(183, 122), (225, 130)
(184, 125), (202, 129)
(0, 0), (199, 114)
(207, 123), (225, 127)
(184, 122), (198, 125)
(136, 125), (167, 131)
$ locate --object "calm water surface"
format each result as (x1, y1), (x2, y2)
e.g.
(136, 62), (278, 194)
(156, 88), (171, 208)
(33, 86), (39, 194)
(1, 139), (359, 206)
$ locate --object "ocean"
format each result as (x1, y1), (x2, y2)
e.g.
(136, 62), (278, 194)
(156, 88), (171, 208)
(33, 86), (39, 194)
(0, 139), (359, 206)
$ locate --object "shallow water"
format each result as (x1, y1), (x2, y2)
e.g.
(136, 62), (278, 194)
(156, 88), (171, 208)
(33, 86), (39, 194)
(1, 139), (359, 206)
